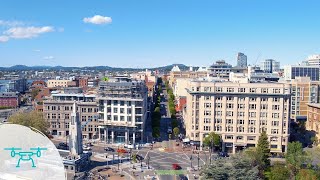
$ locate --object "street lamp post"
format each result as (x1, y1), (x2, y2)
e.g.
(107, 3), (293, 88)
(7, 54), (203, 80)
(117, 147), (120, 170)
(190, 155), (193, 169)
(197, 151), (200, 170)
(147, 154), (150, 169)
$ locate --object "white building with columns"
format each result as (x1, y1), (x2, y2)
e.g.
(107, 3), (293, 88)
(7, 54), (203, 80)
(97, 76), (148, 145)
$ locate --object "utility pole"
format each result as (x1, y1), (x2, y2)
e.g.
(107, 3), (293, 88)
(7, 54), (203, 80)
(190, 155), (193, 169)
(147, 154), (150, 169)
(117, 147), (120, 170)
(197, 151), (200, 170)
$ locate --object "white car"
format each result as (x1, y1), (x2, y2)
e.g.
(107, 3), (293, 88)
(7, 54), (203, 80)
(83, 145), (92, 151)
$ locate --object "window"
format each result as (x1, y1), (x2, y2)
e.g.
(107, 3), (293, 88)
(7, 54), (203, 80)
(226, 126), (233, 132)
(120, 116), (125, 121)
(260, 112), (267, 118)
(113, 100), (118, 105)
(272, 121), (280, 126)
(248, 127), (256, 133)
(216, 111), (222, 116)
(237, 126), (245, 132)
(238, 97), (245, 102)
(120, 101), (125, 106)
(204, 126), (211, 131)
(273, 98), (280, 102)
(236, 136), (243, 140)
(250, 88), (256, 93)
(204, 103), (211, 108)
(227, 88), (234, 92)
(249, 97), (256, 102)
(247, 136), (256, 141)
(215, 125), (222, 131)
(113, 115), (118, 121)
(120, 108), (125, 113)
(249, 120), (256, 125)
(216, 96), (222, 101)
(227, 96), (234, 101)
(238, 88), (246, 92)
(214, 118), (222, 123)
(238, 104), (245, 109)
(261, 88), (268, 93)
(204, 111), (211, 116)
(273, 88), (281, 93)
(204, 96), (211, 100)
(237, 112), (245, 117)
(88, 108), (93, 112)
(226, 119), (233, 124)
(237, 119), (244, 125)
(52, 113), (56, 119)
(261, 97), (267, 102)
(226, 111), (233, 117)
(272, 105), (280, 110)
(215, 103), (222, 108)
(113, 108), (118, 113)
(272, 113), (280, 118)
(260, 120), (267, 126)
(127, 116), (132, 121)
(261, 104), (268, 110)
(271, 129), (279, 134)
(65, 114), (69, 119)
(204, 87), (211, 92)
(249, 112), (256, 117)
(227, 103), (234, 109)
(127, 108), (132, 114)
(249, 104), (257, 110)
(215, 87), (222, 92)
(204, 118), (211, 123)
(225, 135), (233, 139)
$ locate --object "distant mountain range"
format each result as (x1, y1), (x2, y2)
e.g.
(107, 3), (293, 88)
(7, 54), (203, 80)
(0, 64), (191, 72)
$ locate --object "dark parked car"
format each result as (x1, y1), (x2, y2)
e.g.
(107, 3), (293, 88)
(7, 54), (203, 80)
(218, 152), (229, 157)
(104, 147), (115, 152)
(57, 143), (69, 150)
(136, 154), (144, 161)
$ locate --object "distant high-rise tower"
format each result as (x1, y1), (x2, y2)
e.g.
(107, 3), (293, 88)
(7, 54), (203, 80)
(260, 59), (280, 73)
(69, 102), (83, 156)
(237, 52), (247, 68)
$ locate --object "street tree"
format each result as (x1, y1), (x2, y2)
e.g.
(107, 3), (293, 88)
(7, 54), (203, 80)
(173, 127), (180, 137)
(256, 131), (270, 173)
(203, 132), (220, 151)
(9, 111), (49, 136)
(201, 154), (260, 180)
(286, 141), (307, 175)
(265, 162), (290, 180)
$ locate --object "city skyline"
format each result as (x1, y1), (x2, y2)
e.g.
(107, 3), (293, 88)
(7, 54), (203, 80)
(1, 0), (320, 68)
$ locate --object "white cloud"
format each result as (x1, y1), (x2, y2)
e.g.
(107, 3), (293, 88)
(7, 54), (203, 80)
(0, 36), (9, 42)
(0, 20), (24, 27)
(4, 26), (55, 39)
(83, 15), (112, 25)
(43, 56), (54, 60)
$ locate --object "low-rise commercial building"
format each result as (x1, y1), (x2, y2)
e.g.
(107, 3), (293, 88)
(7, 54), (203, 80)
(0, 92), (20, 108)
(44, 93), (100, 140)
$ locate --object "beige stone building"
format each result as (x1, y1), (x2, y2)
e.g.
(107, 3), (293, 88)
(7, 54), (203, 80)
(47, 79), (72, 88)
(286, 77), (320, 121)
(307, 103), (320, 141)
(183, 80), (291, 153)
(44, 93), (101, 140)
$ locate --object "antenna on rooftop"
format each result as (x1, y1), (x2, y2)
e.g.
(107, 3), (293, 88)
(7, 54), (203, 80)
(254, 53), (262, 66)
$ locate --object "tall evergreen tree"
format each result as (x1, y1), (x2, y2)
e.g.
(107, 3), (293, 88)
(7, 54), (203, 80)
(256, 131), (270, 172)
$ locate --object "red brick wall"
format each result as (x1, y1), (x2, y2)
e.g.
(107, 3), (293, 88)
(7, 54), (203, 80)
(0, 97), (18, 107)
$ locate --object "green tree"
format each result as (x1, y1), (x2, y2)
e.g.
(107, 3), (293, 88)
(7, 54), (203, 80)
(31, 88), (40, 100)
(296, 169), (319, 180)
(201, 154), (260, 180)
(266, 162), (290, 180)
(286, 141), (306, 175)
(203, 132), (220, 151)
(9, 111), (49, 136)
(256, 131), (270, 173)
(173, 127), (180, 137)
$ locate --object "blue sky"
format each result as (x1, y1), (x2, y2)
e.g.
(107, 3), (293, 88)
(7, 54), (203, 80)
(0, 0), (320, 68)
